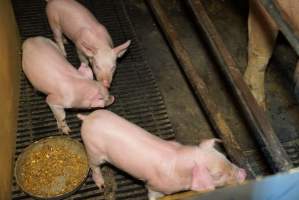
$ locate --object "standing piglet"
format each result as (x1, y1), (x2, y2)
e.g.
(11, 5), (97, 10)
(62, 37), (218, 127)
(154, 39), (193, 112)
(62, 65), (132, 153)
(22, 36), (114, 134)
(46, 0), (131, 88)
(78, 110), (246, 200)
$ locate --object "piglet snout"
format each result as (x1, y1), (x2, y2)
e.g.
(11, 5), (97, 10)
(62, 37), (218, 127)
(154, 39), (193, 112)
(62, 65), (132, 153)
(237, 168), (246, 183)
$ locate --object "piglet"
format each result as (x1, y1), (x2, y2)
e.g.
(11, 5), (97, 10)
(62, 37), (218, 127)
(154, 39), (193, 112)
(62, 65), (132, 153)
(78, 110), (246, 199)
(22, 36), (114, 134)
(46, 0), (131, 88)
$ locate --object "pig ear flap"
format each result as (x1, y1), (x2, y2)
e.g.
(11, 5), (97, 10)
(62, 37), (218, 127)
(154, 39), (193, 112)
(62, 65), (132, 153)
(78, 63), (94, 80)
(199, 138), (222, 149)
(113, 40), (131, 58)
(191, 163), (215, 191)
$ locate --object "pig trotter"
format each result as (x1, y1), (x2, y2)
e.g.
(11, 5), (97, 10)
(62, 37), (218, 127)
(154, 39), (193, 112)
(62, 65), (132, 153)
(57, 40), (67, 57)
(58, 120), (71, 135)
(91, 164), (105, 191)
(77, 48), (89, 65)
(46, 95), (70, 134)
(62, 35), (68, 44)
(147, 187), (164, 200)
(53, 29), (67, 57)
(49, 104), (70, 134)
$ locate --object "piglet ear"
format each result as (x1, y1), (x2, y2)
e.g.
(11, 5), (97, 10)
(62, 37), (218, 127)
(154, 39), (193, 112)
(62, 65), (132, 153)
(191, 163), (215, 191)
(199, 138), (222, 149)
(78, 63), (94, 80)
(113, 40), (131, 58)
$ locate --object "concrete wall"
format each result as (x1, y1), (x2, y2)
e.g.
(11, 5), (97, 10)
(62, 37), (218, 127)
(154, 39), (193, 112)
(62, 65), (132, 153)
(0, 0), (21, 198)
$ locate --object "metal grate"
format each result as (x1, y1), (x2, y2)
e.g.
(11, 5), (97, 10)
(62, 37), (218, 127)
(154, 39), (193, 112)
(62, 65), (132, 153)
(11, 0), (175, 199)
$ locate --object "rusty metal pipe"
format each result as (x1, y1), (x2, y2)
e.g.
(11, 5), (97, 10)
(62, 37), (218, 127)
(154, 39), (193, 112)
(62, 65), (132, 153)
(186, 0), (293, 172)
(146, 0), (255, 178)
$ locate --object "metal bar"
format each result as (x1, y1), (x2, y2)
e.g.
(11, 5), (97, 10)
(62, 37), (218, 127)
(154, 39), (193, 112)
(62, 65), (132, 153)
(159, 191), (204, 200)
(146, 0), (256, 178)
(186, 0), (293, 172)
(162, 170), (299, 200)
(258, 0), (299, 56)
(159, 178), (248, 200)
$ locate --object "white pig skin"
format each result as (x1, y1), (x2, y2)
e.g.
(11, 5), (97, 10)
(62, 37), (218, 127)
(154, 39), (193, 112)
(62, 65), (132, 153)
(46, 0), (131, 88)
(22, 36), (114, 134)
(78, 110), (246, 199)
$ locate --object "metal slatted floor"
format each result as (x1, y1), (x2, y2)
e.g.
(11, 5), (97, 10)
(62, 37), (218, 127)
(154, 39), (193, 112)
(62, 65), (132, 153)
(11, 0), (175, 199)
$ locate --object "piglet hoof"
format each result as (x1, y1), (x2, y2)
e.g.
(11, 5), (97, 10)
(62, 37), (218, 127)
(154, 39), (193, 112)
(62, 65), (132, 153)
(62, 50), (67, 57)
(92, 172), (105, 191)
(101, 184), (105, 191)
(62, 126), (71, 135)
(147, 188), (164, 200)
(95, 182), (105, 192)
(62, 38), (68, 44)
(58, 47), (67, 57)
(58, 120), (71, 134)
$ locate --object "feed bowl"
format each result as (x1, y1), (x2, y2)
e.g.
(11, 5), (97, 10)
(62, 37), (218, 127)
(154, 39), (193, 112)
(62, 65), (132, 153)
(15, 136), (89, 199)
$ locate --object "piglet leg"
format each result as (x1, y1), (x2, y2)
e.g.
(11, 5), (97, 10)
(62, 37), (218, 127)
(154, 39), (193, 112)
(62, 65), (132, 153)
(52, 28), (67, 57)
(77, 48), (89, 65)
(90, 163), (105, 191)
(46, 95), (70, 134)
(147, 187), (164, 200)
(244, 0), (278, 109)
(62, 35), (68, 44)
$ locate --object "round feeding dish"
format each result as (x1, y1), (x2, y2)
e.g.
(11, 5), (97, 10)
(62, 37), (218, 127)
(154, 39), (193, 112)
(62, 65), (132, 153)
(15, 136), (89, 199)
